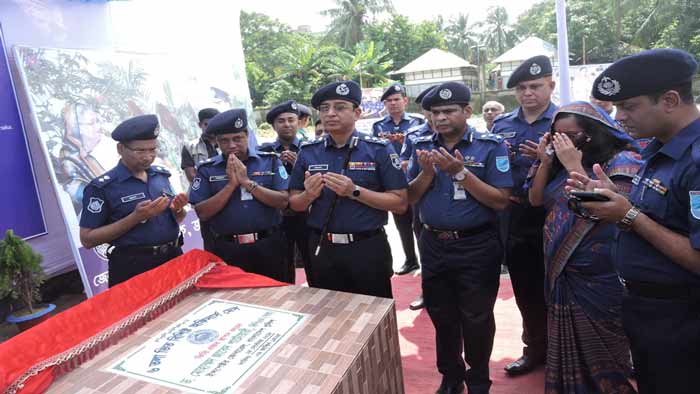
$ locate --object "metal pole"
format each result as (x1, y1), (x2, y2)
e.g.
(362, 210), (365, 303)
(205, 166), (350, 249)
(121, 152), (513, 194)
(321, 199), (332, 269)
(555, 0), (572, 105)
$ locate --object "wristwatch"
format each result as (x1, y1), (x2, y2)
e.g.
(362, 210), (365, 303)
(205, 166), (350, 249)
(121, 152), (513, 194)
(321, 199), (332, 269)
(454, 169), (468, 182)
(245, 180), (259, 193)
(617, 206), (641, 231)
(352, 185), (361, 198)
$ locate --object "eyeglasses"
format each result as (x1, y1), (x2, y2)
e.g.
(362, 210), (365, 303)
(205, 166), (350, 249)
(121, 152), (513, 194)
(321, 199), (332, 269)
(319, 103), (354, 114)
(124, 145), (159, 155)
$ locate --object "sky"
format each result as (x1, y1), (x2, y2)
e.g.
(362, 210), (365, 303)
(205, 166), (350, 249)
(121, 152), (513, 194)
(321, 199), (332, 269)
(240, 0), (542, 33)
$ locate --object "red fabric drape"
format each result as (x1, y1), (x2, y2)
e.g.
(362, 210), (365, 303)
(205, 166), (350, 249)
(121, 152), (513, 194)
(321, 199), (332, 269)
(0, 249), (286, 394)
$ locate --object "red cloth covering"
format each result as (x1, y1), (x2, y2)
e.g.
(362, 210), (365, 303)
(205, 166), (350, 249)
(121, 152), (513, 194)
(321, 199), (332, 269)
(0, 249), (286, 394)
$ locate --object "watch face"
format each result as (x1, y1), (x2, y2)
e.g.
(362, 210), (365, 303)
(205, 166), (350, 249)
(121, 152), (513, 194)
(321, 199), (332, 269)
(455, 171), (465, 181)
(353, 186), (361, 197)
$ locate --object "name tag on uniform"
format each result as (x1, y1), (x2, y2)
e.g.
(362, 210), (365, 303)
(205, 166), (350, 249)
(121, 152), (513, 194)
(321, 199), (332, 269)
(209, 175), (228, 182)
(308, 164), (328, 172)
(348, 162), (376, 171)
(251, 171), (275, 176)
(498, 131), (517, 139)
(121, 192), (146, 203)
(453, 182), (467, 200)
(240, 188), (253, 201)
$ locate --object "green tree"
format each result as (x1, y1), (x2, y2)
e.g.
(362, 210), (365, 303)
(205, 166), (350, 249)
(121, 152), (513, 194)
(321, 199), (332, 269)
(326, 41), (394, 87)
(478, 6), (519, 59)
(321, 0), (395, 49)
(442, 13), (480, 62)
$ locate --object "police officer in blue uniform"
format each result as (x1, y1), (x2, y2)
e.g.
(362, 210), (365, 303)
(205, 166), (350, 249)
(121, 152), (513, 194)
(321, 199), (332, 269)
(258, 100), (311, 284)
(571, 48), (700, 394)
(289, 80), (408, 298)
(408, 82), (513, 394)
(189, 109), (291, 283)
(491, 55), (557, 375)
(373, 83), (425, 275)
(80, 114), (188, 287)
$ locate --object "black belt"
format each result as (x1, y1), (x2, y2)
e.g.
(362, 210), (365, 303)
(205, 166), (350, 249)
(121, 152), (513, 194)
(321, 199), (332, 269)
(111, 236), (183, 256)
(311, 228), (384, 244)
(423, 223), (493, 241)
(622, 279), (700, 300)
(215, 227), (277, 244)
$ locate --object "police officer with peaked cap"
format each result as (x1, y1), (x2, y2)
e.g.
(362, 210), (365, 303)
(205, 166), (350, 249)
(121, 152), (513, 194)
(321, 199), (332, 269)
(570, 48), (700, 394)
(373, 83), (425, 275)
(79, 114), (189, 287)
(407, 81), (513, 394)
(491, 54), (557, 375)
(258, 100), (311, 284)
(288, 80), (408, 298)
(189, 109), (292, 283)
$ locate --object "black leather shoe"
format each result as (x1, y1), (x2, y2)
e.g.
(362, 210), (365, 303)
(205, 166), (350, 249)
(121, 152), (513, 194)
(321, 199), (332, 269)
(504, 354), (544, 376)
(409, 295), (424, 310)
(436, 379), (465, 394)
(395, 260), (419, 275)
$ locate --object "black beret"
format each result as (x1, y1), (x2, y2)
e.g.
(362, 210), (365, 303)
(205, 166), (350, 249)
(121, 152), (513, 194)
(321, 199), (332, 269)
(297, 103), (312, 117)
(206, 109), (248, 135)
(507, 55), (553, 88)
(198, 108), (220, 122)
(591, 48), (698, 101)
(421, 82), (471, 110)
(381, 83), (405, 101)
(415, 85), (437, 105)
(111, 114), (159, 142)
(311, 80), (362, 109)
(266, 100), (300, 124)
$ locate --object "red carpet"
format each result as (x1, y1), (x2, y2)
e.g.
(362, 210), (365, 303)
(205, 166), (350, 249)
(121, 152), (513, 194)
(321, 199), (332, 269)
(295, 270), (544, 393)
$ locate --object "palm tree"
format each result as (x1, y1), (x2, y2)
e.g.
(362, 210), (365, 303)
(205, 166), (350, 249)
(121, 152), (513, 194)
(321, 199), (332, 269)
(443, 13), (480, 62)
(326, 41), (393, 87)
(322, 0), (395, 49)
(478, 6), (518, 59)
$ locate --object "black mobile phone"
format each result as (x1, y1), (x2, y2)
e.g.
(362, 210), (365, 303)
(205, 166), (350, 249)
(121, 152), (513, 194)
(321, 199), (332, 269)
(569, 191), (610, 202)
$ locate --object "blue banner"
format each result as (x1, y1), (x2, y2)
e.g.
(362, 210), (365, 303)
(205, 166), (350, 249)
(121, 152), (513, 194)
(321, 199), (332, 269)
(0, 24), (46, 239)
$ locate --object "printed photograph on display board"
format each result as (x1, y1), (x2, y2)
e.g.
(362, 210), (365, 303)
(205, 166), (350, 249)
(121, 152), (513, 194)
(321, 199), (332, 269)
(14, 45), (254, 296)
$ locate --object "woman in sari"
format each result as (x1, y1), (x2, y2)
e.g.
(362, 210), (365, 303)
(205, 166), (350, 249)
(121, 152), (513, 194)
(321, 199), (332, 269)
(528, 101), (640, 394)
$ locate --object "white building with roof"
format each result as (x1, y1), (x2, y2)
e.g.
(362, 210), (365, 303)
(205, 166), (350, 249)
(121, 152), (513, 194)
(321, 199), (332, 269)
(492, 37), (558, 89)
(389, 48), (479, 98)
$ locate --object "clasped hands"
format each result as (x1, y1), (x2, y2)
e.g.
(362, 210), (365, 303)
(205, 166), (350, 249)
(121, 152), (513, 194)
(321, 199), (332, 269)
(225, 153), (251, 189)
(416, 147), (466, 177)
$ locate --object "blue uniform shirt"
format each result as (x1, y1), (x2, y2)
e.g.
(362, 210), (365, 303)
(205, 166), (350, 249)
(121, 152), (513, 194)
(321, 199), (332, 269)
(491, 103), (558, 196)
(400, 123), (434, 162)
(615, 119), (700, 285)
(407, 129), (514, 230)
(372, 113), (424, 154)
(80, 162), (180, 247)
(289, 130), (408, 232)
(189, 150), (289, 234)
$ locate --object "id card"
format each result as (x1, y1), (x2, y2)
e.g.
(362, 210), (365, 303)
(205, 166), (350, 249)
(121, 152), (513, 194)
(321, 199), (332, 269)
(241, 188), (253, 201)
(453, 182), (467, 200)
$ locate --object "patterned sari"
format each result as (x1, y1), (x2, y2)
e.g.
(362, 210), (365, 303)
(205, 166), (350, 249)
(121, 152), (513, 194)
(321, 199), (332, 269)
(543, 150), (640, 394)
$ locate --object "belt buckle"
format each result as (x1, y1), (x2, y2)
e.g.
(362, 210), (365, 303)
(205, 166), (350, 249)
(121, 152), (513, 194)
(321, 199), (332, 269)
(437, 231), (453, 241)
(329, 233), (350, 244)
(237, 233), (257, 244)
(155, 244), (169, 255)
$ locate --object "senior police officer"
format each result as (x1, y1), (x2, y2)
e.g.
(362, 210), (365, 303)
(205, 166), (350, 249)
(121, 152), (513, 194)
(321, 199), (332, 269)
(189, 109), (292, 283)
(373, 83), (425, 275)
(258, 100), (311, 284)
(569, 48), (700, 394)
(80, 114), (188, 287)
(491, 55), (557, 375)
(408, 82), (513, 394)
(289, 80), (408, 298)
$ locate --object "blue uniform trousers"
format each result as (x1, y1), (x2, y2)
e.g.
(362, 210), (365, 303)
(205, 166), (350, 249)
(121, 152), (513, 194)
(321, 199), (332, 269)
(213, 229), (290, 284)
(420, 227), (501, 393)
(623, 291), (700, 394)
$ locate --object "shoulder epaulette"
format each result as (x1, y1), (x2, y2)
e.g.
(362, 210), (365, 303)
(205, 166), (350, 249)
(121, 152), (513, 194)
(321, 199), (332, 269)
(406, 124), (424, 134)
(257, 142), (275, 151)
(151, 165), (172, 176)
(257, 150), (278, 157)
(300, 138), (323, 148)
(409, 113), (425, 121)
(361, 134), (389, 145)
(476, 132), (504, 143)
(89, 172), (118, 188)
(493, 111), (514, 124)
(414, 135), (433, 144)
(195, 157), (217, 170)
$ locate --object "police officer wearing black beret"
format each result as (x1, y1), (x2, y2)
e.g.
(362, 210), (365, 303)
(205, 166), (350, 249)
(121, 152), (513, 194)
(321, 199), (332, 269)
(372, 83), (425, 276)
(569, 48), (700, 394)
(189, 109), (292, 283)
(408, 82), (513, 394)
(258, 100), (311, 284)
(492, 55), (557, 375)
(289, 80), (408, 298)
(80, 114), (189, 287)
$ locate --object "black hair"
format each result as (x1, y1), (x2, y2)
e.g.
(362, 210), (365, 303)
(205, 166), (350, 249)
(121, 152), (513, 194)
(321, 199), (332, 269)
(314, 118), (322, 126)
(548, 113), (630, 181)
(648, 81), (694, 104)
(198, 108), (220, 122)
